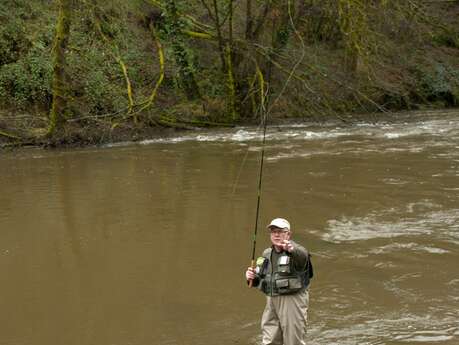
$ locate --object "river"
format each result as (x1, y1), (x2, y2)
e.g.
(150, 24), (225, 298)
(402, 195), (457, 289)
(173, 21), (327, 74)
(0, 110), (458, 345)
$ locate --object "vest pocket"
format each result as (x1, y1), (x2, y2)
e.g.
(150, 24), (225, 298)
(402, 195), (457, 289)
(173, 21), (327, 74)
(288, 277), (303, 290)
(275, 279), (289, 289)
(274, 277), (303, 294)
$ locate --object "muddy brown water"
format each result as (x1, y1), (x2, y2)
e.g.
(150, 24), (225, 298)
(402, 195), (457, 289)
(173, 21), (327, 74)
(1, 110), (458, 345)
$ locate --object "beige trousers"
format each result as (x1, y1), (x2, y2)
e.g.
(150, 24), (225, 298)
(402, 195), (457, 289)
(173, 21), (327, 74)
(261, 289), (309, 345)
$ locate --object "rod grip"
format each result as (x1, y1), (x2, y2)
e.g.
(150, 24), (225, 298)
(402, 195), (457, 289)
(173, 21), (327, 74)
(248, 259), (255, 288)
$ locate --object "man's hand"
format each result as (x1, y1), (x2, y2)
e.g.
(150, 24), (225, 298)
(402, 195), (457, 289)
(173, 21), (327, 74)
(246, 267), (256, 280)
(281, 240), (294, 253)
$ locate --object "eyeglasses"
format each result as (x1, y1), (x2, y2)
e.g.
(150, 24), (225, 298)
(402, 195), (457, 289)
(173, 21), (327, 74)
(270, 229), (289, 235)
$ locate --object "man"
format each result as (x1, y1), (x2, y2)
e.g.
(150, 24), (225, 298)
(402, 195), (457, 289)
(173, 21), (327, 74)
(245, 218), (313, 345)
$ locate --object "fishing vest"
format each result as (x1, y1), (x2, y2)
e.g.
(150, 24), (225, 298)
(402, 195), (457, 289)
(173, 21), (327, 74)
(256, 244), (313, 296)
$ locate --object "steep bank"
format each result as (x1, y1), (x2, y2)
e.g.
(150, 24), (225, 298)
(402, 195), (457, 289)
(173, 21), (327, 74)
(0, 0), (458, 147)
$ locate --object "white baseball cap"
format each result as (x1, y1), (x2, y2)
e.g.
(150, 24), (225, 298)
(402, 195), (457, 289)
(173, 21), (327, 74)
(267, 218), (291, 231)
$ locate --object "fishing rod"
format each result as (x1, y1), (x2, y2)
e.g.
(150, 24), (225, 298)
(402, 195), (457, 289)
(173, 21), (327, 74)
(249, 103), (269, 287)
(248, 0), (305, 287)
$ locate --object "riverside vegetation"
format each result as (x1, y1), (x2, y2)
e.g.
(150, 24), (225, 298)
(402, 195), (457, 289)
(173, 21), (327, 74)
(0, 0), (458, 146)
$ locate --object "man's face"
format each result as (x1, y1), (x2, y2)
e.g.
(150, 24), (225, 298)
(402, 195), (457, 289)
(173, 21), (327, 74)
(270, 227), (291, 247)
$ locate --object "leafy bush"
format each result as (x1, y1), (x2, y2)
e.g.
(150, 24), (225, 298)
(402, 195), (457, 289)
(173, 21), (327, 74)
(433, 29), (459, 49)
(0, 44), (52, 109)
(0, 0), (54, 110)
(419, 64), (459, 106)
(0, 22), (30, 66)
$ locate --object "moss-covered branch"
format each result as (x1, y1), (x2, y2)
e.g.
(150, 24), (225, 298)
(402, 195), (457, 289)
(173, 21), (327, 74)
(48, 0), (72, 136)
(0, 129), (21, 140)
(134, 24), (165, 114)
(93, 7), (135, 119)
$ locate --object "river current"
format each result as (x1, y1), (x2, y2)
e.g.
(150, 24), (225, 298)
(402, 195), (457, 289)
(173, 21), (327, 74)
(0, 110), (458, 345)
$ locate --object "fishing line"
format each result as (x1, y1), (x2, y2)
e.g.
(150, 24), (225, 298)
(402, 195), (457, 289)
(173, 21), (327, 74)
(230, 118), (265, 196)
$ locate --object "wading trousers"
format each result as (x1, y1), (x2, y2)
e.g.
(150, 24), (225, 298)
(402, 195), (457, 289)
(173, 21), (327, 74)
(261, 289), (309, 345)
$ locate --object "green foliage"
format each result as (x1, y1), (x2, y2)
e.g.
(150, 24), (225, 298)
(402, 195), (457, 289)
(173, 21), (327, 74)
(67, 37), (128, 115)
(0, 45), (52, 109)
(158, 0), (201, 99)
(0, 0), (54, 109)
(420, 64), (459, 106)
(0, 22), (30, 65)
(432, 30), (459, 49)
(81, 68), (127, 114)
(199, 71), (225, 97)
(302, 4), (341, 44)
(275, 28), (290, 48)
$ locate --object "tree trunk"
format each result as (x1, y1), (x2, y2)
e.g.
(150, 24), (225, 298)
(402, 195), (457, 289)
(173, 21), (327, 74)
(48, 0), (71, 136)
(337, 0), (366, 76)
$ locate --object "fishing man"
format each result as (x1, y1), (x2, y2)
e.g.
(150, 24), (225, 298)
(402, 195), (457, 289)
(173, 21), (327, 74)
(245, 218), (313, 345)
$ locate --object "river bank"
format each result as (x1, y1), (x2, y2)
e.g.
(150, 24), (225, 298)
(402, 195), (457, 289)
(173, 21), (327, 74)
(1, 108), (458, 150)
(1, 1), (458, 150)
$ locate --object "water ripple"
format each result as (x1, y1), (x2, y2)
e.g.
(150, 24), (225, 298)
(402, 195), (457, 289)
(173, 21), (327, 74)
(308, 313), (459, 345)
(323, 207), (459, 243)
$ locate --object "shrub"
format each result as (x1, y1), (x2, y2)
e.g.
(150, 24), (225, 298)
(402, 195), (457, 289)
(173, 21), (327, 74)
(0, 44), (52, 109)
